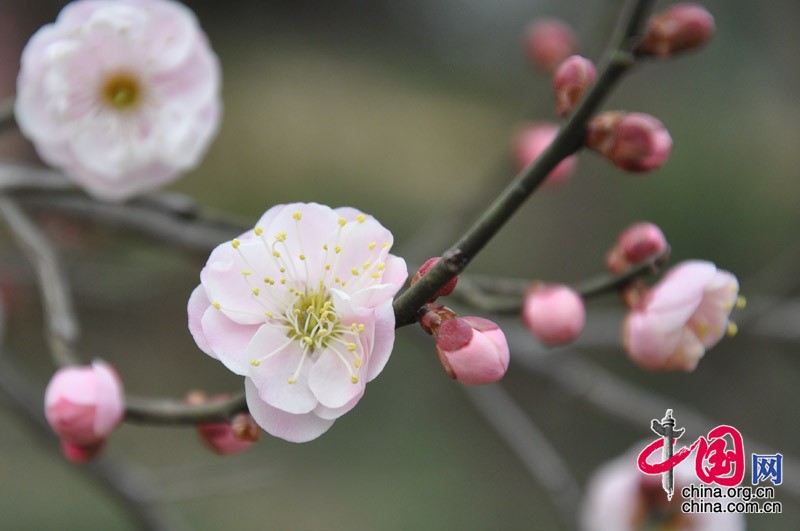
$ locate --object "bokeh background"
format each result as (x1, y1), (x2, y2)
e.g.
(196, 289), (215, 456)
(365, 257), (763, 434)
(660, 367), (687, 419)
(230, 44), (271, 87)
(1, 0), (798, 529)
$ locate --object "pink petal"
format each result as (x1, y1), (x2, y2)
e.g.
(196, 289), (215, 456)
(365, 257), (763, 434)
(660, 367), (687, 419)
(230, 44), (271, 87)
(313, 393), (363, 420)
(366, 299), (396, 381)
(245, 379), (334, 443)
(308, 347), (365, 409)
(201, 308), (259, 375)
(187, 284), (213, 356)
(247, 325), (317, 414)
(91, 361), (125, 436)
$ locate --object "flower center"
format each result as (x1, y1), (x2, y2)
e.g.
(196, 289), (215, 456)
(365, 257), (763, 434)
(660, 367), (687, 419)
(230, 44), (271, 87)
(102, 73), (142, 110)
(286, 289), (339, 352)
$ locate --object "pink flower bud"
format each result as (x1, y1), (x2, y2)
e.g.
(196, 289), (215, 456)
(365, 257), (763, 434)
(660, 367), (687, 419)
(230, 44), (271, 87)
(606, 222), (668, 274)
(552, 55), (597, 117)
(45, 361), (125, 461)
(435, 317), (509, 385)
(525, 18), (578, 71)
(410, 257), (459, 300)
(587, 112), (672, 172)
(638, 3), (715, 59)
(61, 441), (104, 464)
(522, 284), (585, 345)
(187, 392), (259, 455)
(514, 122), (578, 186)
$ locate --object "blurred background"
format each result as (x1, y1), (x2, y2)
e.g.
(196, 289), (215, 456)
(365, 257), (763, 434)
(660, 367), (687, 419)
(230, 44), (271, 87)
(1, 0), (798, 529)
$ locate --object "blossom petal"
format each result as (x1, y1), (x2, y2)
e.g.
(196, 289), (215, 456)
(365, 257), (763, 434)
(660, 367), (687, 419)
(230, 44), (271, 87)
(202, 308), (259, 375)
(91, 361), (125, 436)
(313, 393), (363, 420)
(366, 299), (396, 381)
(247, 325), (317, 414)
(308, 347), (365, 409)
(187, 284), (213, 356)
(245, 379), (333, 443)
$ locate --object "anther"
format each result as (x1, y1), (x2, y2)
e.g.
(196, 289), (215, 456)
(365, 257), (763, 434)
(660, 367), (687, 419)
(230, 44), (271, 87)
(250, 359), (261, 367)
(351, 268), (359, 276)
(232, 239), (241, 249)
(736, 295), (746, 309)
(254, 226), (263, 236)
(242, 270), (252, 276)
(338, 217), (347, 227)
(212, 301), (221, 310)
(351, 375), (359, 384)
(293, 211), (302, 221)
(347, 343), (357, 352)
(356, 214), (366, 224)
(299, 254), (306, 261)
(727, 322), (738, 337)
(368, 242), (377, 250)
(334, 245), (342, 254)
(252, 288), (260, 296)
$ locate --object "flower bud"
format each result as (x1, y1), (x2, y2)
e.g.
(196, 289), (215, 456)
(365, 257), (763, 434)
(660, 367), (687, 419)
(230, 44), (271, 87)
(552, 55), (597, 117)
(525, 18), (577, 71)
(44, 361), (125, 462)
(514, 122), (578, 186)
(187, 391), (259, 455)
(435, 317), (509, 385)
(587, 112), (672, 172)
(638, 3), (715, 59)
(410, 257), (459, 301)
(522, 283), (585, 345)
(606, 222), (668, 274)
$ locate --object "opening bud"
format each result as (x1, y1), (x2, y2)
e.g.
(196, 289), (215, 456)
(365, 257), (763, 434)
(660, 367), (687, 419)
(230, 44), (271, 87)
(410, 257), (459, 302)
(552, 55), (597, 117)
(606, 222), (669, 274)
(524, 18), (578, 71)
(587, 112), (672, 173)
(434, 316), (510, 385)
(514, 122), (578, 186)
(638, 3), (715, 59)
(522, 283), (585, 345)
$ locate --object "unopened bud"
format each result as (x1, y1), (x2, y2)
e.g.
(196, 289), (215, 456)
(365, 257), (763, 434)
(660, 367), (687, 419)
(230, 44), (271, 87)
(587, 112), (672, 173)
(514, 122), (578, 186)
(525, 18), (577, 71)
(410, 257), (459, 302)
(188, 391), (259, 455)
(638, 3), (715, 59)
(435, 316), (509, 385)
(552, 55), (596, 117)
(606, 222), (668, 274)
(522, 283), (585, 345)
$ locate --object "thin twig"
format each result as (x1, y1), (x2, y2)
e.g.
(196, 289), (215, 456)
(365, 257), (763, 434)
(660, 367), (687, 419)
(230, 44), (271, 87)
(0, 98), (15, 133)
(392, 0), (657, 327)
(452, 248), (669, 314)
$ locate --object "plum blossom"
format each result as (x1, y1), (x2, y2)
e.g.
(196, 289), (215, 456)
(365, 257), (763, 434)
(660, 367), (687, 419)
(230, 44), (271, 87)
(434, 316), (509, 385)
(186, 392), (259, 455)
(523, 283), (585, 345)
(188, 203), (408, 442)
(524, 18), (577, 71)
(514, 122), (578, 186)
(44, 360), (125, 462)
(15, 0), (221, 201)
(623, 260), (740, 371)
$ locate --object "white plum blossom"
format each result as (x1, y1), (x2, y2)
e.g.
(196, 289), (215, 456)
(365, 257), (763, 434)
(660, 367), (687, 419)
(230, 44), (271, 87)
(15, 0), (221, 201)
(188, 203), (408, 442)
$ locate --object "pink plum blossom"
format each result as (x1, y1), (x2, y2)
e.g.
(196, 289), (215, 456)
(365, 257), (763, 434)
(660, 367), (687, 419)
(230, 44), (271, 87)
(434, 316), (509, 385)
(44, 360), (125, 462)
(587, 112), (672, 173)
(606, 222), (668, 274)
(582, 442), (744, 531)
(552, 55), (596, 117)
(15, 0), (221, 201)
(522, 283), (585, 345)
(638, 3), (716, 59)
(514, 122), (578, 186)
(623, 260), (739, 371)
(188, 203), (408, 442)
(524, 18), (577, 71)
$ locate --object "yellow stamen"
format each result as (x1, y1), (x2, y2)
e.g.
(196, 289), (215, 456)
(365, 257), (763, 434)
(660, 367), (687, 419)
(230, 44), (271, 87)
(727, 322), (738, 337)
(736, 295), (747, 309)
(293, 211), (302, 221)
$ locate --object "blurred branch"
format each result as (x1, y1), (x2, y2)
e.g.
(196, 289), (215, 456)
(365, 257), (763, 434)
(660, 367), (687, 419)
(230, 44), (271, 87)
(465, 385), (581, 530)
(0, 195), (80, 367)
(0, 194), (247, 424)
(452, 247), (669, 314)
(392, 0), (656, 327)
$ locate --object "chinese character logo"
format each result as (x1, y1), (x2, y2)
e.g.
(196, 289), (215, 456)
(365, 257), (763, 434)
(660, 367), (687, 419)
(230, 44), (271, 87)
(752, 453), (783, 486)
(637, 409), (746, 499)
